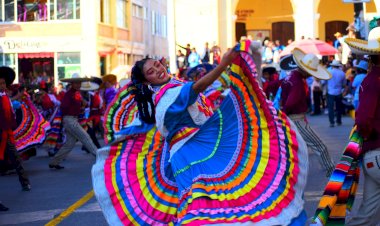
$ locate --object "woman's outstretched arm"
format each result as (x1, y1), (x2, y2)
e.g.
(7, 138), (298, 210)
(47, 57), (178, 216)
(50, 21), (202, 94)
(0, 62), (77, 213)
(192, 48), (239, 94)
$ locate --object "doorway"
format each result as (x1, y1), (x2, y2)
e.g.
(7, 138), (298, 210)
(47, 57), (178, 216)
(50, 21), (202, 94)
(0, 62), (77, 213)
(272, 22), (294, 46)
(235, 22), (247, 42)
(325, 21), (349, 43)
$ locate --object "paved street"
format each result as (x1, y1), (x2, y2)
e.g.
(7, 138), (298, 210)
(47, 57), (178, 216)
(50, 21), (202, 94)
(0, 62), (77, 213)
(0, 113), (360, 226)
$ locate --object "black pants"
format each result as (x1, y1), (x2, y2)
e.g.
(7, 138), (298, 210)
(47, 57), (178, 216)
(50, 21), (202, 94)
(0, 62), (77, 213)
(327, 94), (343, 125)
(82, 126), (101, 152)
(313, 91), (323, 114)
(0, 140), (30, 187)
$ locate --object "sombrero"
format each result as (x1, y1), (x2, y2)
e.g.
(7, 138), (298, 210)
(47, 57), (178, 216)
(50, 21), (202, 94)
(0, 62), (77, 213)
(345, 27), (380, 55)
(60, 73), (91, 83)
(262, 65), (277, 75)
(186, 63), (215, 81)
(80, 81), (100, 91)
(0, 66), (16, 86)
(292, 48), (332, 80)
(329, 60), (342, 67)
(279, 54), (298, 71)
(91, 76), (103, 86)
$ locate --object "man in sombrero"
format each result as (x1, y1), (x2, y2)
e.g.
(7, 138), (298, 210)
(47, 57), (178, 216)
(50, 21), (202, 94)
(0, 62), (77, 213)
(280, 49), (335, 177)
(343, 26), (380, 226)
(0, 66), (31, 191)
(49, 74), (98, 169)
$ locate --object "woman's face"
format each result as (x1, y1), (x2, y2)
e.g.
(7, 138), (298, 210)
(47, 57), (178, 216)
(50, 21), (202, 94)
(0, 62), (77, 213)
(143, 59), (170, 85)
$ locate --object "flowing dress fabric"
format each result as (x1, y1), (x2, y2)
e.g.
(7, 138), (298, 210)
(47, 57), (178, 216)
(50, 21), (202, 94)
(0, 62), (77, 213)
(92, 41), (308, 226)
(13, 96), (50, 152)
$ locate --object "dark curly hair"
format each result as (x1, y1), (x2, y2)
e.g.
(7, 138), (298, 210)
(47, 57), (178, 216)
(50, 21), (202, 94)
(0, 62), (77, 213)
(131, 58), (156, 124)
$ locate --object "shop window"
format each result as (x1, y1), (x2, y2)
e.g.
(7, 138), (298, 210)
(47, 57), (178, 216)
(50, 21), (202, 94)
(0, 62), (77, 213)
(100, 0), (110, 24)
(0, 53), (16, 69)
(57, 52), (80, 79)
(116, 0), (128, 28)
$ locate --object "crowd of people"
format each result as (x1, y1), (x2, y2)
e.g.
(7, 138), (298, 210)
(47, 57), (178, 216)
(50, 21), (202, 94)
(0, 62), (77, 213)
(0, 23), (379, 226)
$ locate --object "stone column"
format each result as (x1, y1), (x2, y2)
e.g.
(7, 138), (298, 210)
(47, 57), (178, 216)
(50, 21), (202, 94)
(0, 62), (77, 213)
(81, 0), (99, 76)
(218, 0), (236, 52)
(292, 0), (319, 40)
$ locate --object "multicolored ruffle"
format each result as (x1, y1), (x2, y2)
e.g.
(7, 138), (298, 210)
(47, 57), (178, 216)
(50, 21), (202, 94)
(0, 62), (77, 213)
(92, 40), (308, 225)
(13, 97), (50, 152)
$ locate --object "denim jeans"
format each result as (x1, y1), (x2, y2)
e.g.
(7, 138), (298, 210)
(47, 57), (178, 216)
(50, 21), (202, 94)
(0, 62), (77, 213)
(327, 94), (343, 125)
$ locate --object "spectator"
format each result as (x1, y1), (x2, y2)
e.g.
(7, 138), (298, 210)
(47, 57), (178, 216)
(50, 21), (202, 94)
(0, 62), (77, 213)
(201, 42), (210, 63)
(352, 60), (368, 110)
(327, 60), (346, 127)
(188, 48), (201, 68)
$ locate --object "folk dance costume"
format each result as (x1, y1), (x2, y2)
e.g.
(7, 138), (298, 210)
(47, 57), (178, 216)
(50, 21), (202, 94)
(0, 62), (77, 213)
(9, 85), (50, 155)
(280, 50), (335, 178)
(81, 81), (103, 150)
(49, 76), (98, 169)
(0, 67), (31, 191)
(92, 41), (309, 225)
(313, 27), (380, 226)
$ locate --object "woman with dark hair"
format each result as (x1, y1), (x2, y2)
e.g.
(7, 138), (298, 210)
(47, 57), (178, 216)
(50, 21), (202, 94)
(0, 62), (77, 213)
(93, 42), (308, 225)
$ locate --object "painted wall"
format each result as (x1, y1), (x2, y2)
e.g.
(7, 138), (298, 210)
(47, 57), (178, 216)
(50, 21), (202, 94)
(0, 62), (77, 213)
(174, 0), (219, 54)
(235, 0), (294, 32)
(318, 0), (353, 41)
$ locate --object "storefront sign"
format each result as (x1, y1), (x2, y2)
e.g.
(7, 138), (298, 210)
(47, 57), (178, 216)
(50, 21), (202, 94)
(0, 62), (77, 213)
(0, 37), (83, 53)
(235, 9), (254, 21)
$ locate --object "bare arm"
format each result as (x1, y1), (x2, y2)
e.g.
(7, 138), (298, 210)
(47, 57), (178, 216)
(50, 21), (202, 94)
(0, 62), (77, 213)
(192, 48), (239, 93)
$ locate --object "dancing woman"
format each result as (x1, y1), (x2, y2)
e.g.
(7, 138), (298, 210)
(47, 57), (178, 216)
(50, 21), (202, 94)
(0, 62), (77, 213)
(93, 41), (308, 225)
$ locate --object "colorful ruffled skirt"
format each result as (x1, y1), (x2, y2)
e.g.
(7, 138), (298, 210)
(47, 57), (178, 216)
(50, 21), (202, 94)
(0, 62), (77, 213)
(13, 97), (50, 153)
(92, 41), (308, 225)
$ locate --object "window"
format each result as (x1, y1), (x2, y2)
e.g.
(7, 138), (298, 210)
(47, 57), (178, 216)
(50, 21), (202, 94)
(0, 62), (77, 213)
(57, 52), (81, 79)
(116, 0), (128, 28)
(151, 11), (167, 37)
(100, 0), (110, 24)
(52, 0), (80, 20)
(0, 53), (16, 67)
(3, 0), (15, 22)
(132, 3), (144, 19)
(0, 0), (80, 22)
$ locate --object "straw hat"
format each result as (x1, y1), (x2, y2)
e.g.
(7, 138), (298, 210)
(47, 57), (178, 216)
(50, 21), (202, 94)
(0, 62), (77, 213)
(344, 27), (380, 55)
(292, 48), (332, 80)
(279, 54), (298, 71)
(334, 32), (342, 37)
(80, 81), (100, 91)
(329, 60), (343, 67)
(60, 73), (91, 83)
(0, 66), (16, 86)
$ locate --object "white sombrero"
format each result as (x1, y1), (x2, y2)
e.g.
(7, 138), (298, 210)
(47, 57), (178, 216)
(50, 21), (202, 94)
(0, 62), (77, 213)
(345, 27), (380, 55)
(60, 73), (92, 83)
(80, 81), (100, 91)
(292, 48), (332, 80)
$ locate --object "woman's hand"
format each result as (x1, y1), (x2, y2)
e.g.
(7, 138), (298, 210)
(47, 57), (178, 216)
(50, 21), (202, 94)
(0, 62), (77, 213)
(192, 47), (240, 94)
(219, 47), (240, 68)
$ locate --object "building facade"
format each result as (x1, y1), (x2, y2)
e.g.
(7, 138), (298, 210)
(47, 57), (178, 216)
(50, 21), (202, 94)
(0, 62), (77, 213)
(0, 0), (168, 86)
(170, 0), (379, 63)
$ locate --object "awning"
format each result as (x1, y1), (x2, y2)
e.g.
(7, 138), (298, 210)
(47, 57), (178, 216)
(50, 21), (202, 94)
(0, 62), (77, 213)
(18, 52), (54, 59)
(98, 48), (116, 57)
